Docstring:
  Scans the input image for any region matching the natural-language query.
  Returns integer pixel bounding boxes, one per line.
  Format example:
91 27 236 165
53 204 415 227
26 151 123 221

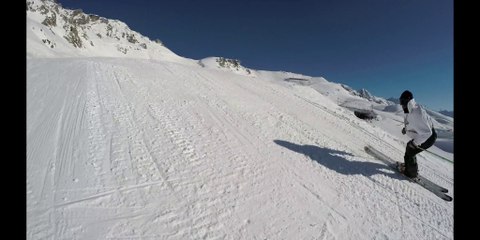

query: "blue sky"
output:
58 0 453 111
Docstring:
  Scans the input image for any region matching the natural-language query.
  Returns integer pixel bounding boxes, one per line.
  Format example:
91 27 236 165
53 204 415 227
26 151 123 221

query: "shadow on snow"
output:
274 139 402 180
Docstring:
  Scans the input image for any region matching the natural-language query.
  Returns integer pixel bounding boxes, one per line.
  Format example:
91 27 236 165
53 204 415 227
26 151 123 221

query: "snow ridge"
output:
198 57 254 76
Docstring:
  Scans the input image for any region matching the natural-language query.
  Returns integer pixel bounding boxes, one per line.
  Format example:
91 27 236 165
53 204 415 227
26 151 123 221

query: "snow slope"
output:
27 57 453 239
27 0 453 239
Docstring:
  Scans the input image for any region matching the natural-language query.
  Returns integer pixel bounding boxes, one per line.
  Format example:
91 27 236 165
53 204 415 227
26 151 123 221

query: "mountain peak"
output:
26 0 185 61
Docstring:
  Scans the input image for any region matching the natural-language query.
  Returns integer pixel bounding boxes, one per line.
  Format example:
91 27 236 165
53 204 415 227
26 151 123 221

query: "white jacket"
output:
404 99 434 145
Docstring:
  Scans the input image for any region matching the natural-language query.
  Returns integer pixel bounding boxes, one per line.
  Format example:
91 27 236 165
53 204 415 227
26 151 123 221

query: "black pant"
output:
403 128 437 178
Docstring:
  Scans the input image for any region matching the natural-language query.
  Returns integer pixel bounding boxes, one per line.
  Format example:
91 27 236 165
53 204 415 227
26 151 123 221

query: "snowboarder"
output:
398 90 437 178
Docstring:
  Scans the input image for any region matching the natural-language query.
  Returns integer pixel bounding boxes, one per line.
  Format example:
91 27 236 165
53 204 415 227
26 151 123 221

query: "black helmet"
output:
399 90 413 106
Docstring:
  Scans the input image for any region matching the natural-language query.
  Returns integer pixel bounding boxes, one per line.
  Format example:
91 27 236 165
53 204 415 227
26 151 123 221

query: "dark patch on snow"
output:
284 78 310 85
354 110 376 120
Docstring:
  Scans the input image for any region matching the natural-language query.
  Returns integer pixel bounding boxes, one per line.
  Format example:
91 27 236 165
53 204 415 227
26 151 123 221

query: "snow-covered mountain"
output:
27 0 453 239
26 0 191 63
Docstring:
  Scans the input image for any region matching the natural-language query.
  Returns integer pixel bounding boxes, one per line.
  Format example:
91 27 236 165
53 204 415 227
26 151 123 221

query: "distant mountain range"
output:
387 98 453 118
439 110 453 118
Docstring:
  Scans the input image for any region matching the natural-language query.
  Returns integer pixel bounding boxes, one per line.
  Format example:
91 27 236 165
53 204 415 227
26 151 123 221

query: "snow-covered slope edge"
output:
198 57 255 76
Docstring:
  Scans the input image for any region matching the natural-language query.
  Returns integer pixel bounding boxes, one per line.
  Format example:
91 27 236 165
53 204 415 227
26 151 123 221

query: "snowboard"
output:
364 145 452 202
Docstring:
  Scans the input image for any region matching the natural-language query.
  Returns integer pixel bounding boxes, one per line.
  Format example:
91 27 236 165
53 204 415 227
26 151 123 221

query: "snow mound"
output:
199 57 255 76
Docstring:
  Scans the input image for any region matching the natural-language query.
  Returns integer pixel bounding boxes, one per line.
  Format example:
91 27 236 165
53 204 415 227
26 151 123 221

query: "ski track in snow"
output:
27 58 453 239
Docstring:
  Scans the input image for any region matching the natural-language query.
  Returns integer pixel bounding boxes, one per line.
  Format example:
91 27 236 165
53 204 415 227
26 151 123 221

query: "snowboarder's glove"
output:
401 127 406 135
407 140 420 149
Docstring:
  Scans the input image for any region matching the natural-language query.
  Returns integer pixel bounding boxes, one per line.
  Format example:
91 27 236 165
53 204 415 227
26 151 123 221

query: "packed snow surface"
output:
27 57 453 239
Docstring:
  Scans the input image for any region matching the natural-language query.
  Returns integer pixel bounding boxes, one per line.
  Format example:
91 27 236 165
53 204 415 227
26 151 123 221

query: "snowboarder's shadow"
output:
274 140 402 180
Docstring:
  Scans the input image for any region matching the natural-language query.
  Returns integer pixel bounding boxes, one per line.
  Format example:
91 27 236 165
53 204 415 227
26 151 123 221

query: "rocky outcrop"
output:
27 0 161 55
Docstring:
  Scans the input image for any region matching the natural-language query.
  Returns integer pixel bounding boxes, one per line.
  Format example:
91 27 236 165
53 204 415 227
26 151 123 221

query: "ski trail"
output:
27 59 91 239
27 57 452 239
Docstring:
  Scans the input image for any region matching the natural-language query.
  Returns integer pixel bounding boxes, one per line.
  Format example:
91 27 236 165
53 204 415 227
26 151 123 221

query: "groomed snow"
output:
27 57 453 239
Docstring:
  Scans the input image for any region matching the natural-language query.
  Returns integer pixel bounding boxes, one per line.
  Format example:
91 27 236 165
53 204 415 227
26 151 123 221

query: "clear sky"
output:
57 0 453 111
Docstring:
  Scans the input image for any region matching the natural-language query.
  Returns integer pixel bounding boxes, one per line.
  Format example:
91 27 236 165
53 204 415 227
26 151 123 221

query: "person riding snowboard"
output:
398 90 437 178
